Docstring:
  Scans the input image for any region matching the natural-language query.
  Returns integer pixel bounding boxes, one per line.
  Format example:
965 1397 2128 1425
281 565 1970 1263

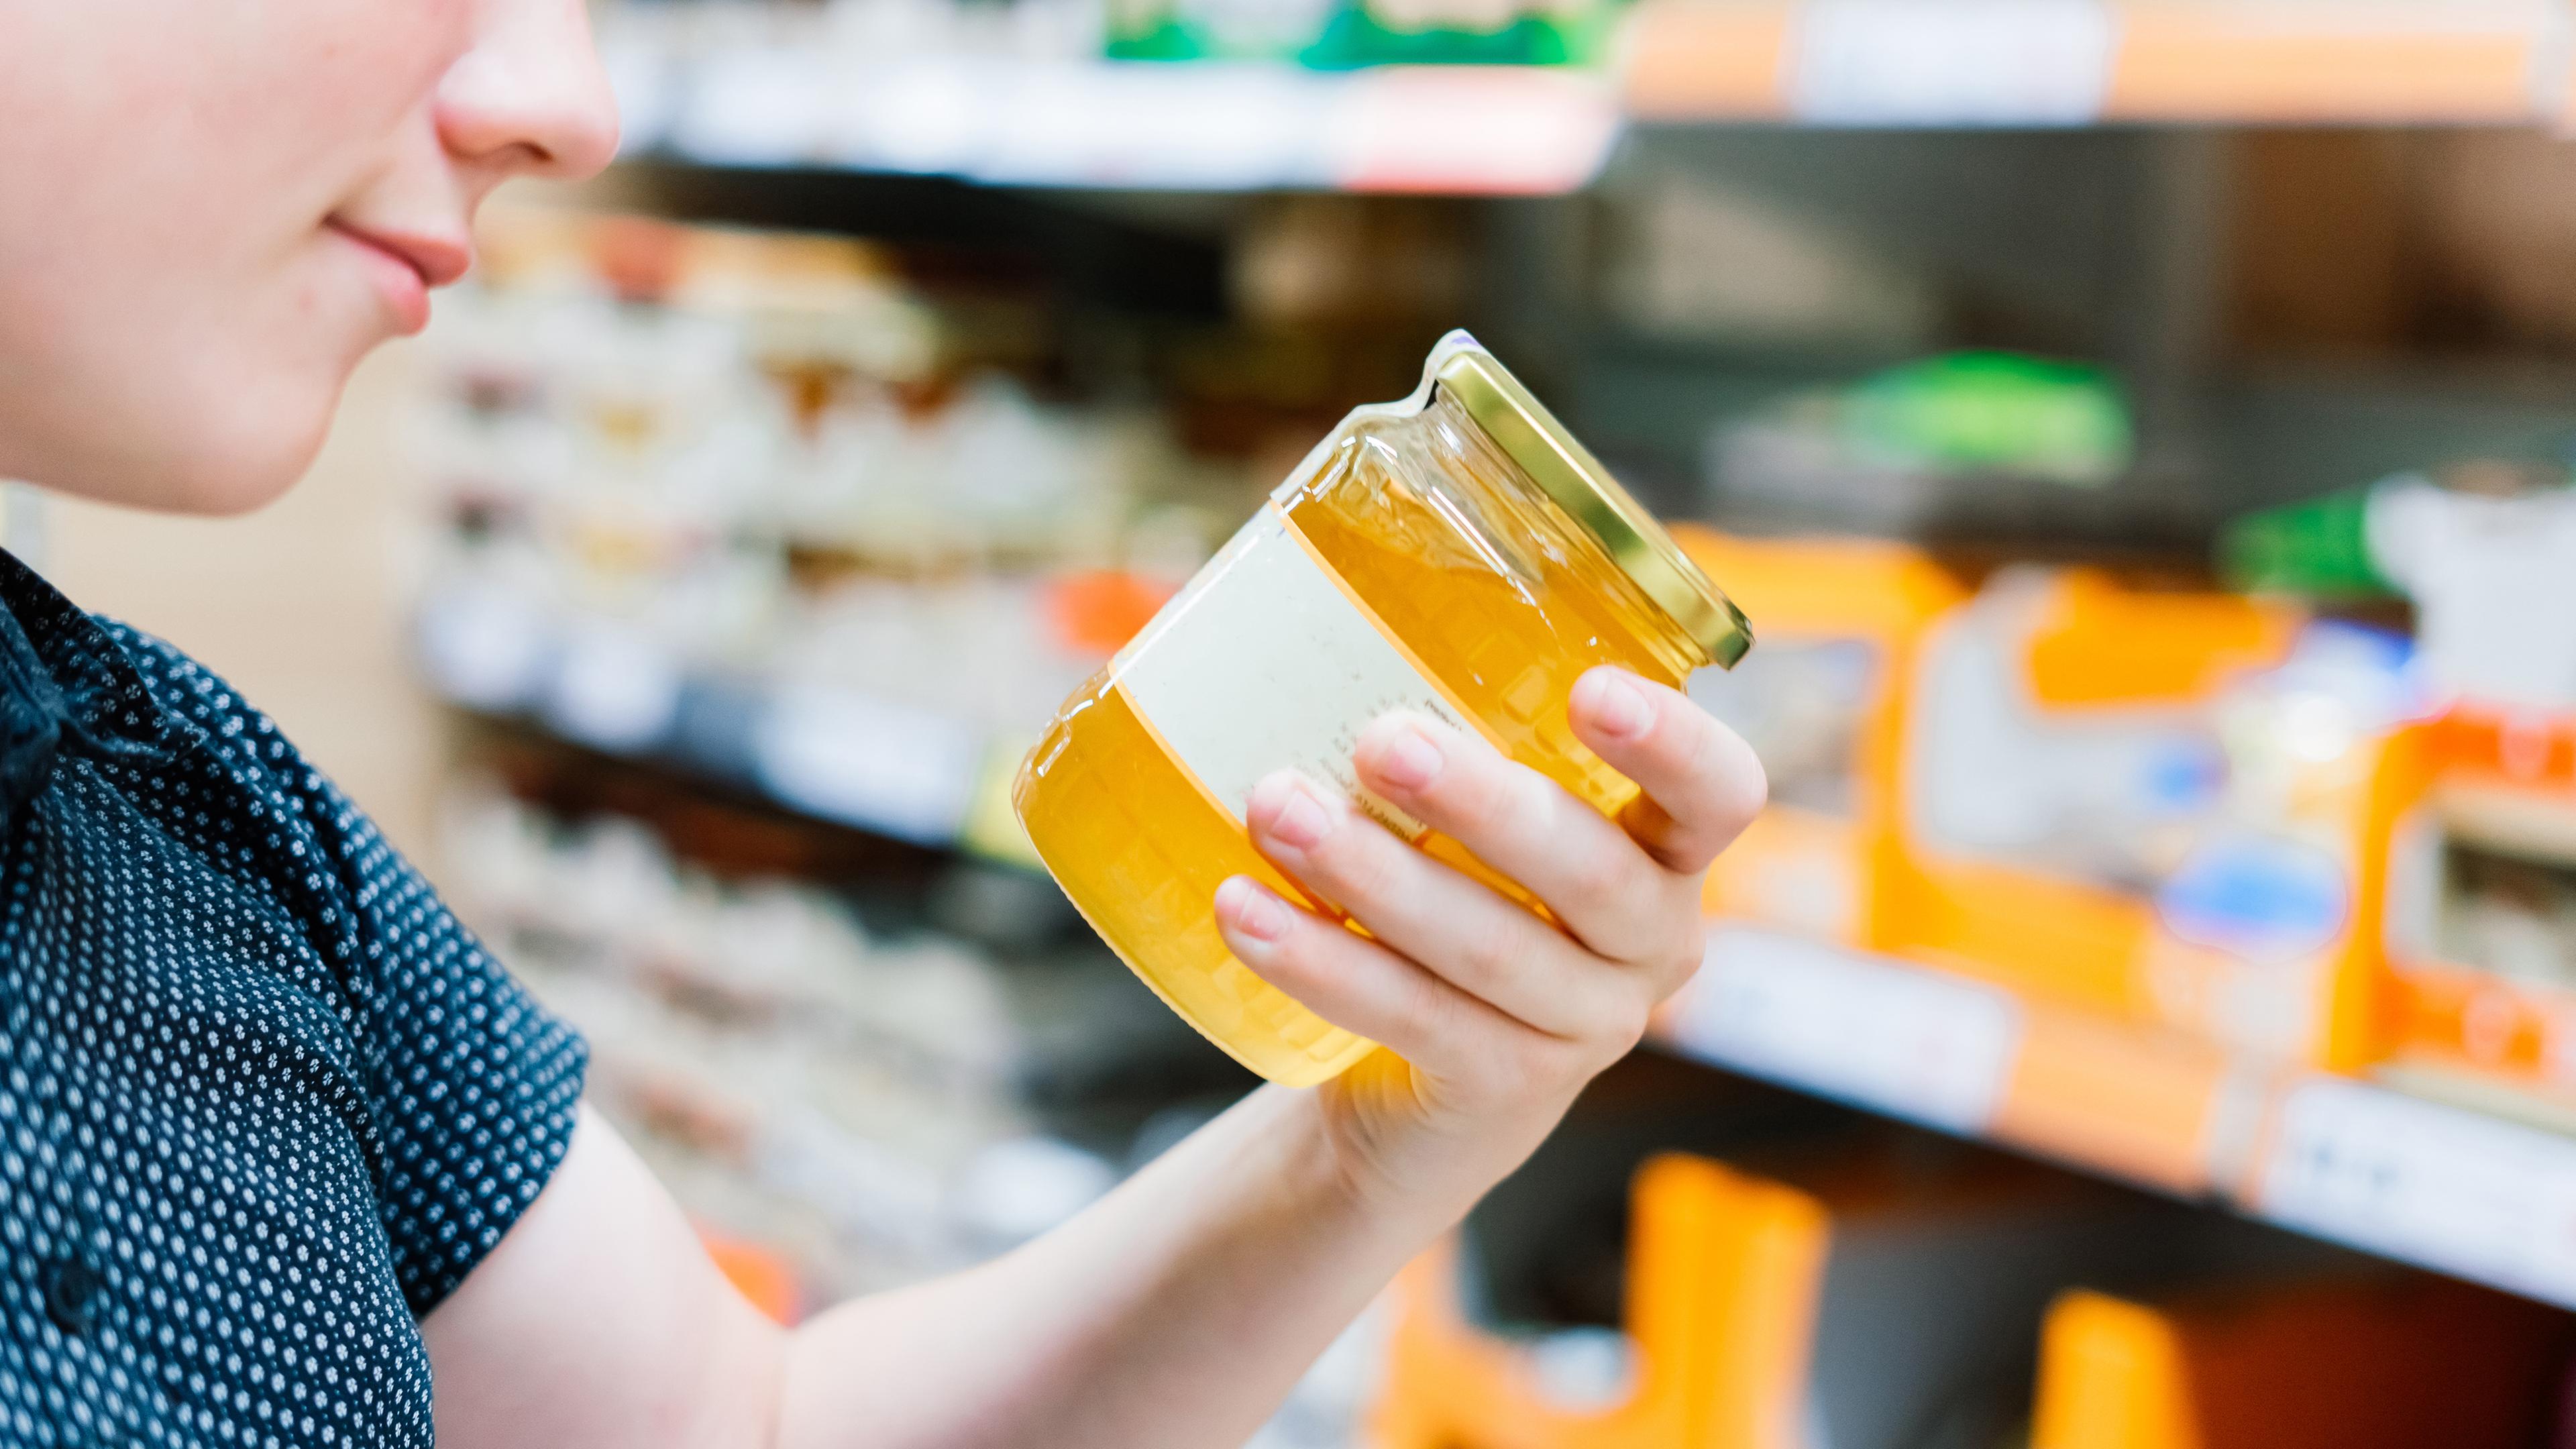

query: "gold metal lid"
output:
1432 336 1754 668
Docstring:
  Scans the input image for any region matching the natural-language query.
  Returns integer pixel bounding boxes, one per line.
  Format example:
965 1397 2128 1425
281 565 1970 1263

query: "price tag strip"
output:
1670 926 2024 1135
1659 925 2576 1311
2255 1078 2576 1309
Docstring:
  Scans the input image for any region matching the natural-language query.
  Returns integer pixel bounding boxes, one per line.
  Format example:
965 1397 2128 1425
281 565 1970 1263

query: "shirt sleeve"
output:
323 784 590 1318
101 624 588 1318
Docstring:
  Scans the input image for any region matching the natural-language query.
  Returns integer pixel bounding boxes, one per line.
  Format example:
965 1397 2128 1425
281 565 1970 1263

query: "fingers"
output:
1212 875 1521 1067
1241 770 1633 1042
1568 667 1767 873
1352 712 1688 965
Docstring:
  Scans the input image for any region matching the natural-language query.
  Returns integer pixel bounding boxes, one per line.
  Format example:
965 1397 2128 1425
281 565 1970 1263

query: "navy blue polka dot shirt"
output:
0 551 586 1447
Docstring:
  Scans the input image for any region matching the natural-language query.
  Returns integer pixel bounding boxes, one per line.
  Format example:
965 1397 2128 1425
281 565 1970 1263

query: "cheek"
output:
226 0 472 209
2 250 370 512
167 239 382 507
0 0 466 506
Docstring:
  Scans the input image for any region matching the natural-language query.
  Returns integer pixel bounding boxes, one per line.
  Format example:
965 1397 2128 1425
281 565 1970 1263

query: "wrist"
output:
1252 1083 1488 1252
1232 1085 1442 1255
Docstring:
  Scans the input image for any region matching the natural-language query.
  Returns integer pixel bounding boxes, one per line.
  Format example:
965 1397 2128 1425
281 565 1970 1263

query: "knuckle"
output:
1601 990 1653 1054
1479 1036 1554 1097
1546 1025 1616 1086
1458 916 1530 987
1560 846 1635 920
1399 963 1461 1046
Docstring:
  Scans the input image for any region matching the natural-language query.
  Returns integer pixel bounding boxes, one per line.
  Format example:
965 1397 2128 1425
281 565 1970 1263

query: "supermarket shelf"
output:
603 1 2576 200
1623 0 2576 126
1659 924 2576 1310
414 586 1042 869
608 46 1624 194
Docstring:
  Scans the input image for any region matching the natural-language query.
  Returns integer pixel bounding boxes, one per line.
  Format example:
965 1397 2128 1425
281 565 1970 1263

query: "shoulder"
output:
94 616 383 843
90 616 433 956
98 619 290 765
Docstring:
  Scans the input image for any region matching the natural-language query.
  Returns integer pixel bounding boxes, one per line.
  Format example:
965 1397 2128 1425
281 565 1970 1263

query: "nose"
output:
435 0 623 183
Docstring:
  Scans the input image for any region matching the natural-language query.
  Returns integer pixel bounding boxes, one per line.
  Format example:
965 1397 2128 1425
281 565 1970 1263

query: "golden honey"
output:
1014 333 1750 1085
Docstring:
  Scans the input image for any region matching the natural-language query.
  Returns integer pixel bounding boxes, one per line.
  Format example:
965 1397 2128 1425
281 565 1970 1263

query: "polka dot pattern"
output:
0 552 586 1447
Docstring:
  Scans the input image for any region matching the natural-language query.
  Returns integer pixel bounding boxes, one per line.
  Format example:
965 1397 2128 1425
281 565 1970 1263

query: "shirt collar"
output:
0 549 183 819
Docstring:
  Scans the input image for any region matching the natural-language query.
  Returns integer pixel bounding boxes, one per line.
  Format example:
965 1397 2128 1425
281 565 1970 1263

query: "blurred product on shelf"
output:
1106 0 1622 64
1295 0 1617 68
2210 460 2576 1108
2225 456 2576 712
1104 0 1343 63
1705 353 2135 536
1678 528 2406 1071
439 779 1084 1292
610 0 1620 70
2377 708 2576 1104
1652 524 2576 1311
2029 1275 2569 1449
408 207 1243 858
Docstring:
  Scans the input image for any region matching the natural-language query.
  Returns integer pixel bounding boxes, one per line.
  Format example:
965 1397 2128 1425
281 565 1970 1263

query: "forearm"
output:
431 678 1758 1449
777 1083 1445 1449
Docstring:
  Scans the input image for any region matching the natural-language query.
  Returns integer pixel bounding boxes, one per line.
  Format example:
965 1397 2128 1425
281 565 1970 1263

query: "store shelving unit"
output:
606 0 2576 202
1660 924 2576 1313
415 584 1042 867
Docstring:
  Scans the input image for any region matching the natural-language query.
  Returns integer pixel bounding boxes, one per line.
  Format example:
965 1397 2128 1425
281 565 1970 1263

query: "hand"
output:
1210 665 1767 1231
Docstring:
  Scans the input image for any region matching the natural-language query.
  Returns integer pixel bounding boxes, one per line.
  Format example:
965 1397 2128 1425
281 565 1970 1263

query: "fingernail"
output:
1367 718 1444 792
1216 876 1291 944
1578 671 1652 739
1250 773 1335 851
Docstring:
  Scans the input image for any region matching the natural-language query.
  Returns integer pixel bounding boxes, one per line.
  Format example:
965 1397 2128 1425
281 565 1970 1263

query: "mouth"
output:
325 219 473 335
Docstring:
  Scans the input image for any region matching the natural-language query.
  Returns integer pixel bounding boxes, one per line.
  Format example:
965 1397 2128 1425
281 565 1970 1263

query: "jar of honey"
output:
1014 332 1752 1085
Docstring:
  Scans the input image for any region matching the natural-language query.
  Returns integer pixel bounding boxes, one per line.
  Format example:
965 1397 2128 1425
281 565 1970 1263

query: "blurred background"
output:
40 0 2576 1444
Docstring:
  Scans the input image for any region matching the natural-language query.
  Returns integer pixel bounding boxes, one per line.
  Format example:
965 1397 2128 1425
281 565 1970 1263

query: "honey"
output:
1014 333 1750 1085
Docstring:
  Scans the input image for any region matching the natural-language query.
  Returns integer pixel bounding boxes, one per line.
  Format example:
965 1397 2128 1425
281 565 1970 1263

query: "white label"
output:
1669 926 2022 1134
1790 0 2116 127
2258 1079 2576 1308
1114 507 1473 835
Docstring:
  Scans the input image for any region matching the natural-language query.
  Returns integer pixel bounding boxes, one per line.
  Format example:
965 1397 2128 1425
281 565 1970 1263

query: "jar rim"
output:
1430 333 1754 668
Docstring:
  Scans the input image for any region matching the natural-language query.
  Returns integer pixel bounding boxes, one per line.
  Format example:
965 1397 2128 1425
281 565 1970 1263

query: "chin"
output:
169 445 326 517
69 363 347 519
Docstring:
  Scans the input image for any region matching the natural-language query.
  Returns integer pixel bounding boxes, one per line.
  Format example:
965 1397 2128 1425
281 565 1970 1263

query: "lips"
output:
327 219 473 335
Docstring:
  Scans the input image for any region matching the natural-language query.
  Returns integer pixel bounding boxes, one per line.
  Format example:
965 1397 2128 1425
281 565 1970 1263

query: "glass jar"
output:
1014 332 1752 1085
